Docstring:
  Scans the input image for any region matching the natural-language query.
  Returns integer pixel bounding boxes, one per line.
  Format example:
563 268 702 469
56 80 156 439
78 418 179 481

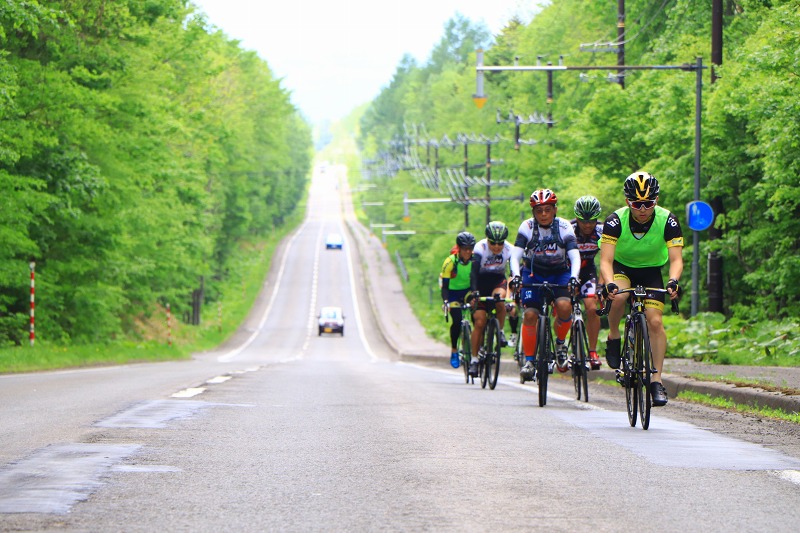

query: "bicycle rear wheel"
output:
537 316 551 407
636 314 653 430
461 321 472 384
623 321 638 427
571 320 589 402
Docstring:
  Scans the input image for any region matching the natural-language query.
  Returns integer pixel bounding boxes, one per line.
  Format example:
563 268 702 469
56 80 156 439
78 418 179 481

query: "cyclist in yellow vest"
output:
599 172 683 407
441 231 476 368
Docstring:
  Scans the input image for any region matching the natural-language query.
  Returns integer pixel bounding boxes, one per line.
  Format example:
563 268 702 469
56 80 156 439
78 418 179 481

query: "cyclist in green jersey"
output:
599 172 683 407
441 231 476 368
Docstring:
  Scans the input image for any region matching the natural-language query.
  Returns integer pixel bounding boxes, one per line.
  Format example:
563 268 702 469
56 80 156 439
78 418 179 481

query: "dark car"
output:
318 306 345 336
325 233 344 250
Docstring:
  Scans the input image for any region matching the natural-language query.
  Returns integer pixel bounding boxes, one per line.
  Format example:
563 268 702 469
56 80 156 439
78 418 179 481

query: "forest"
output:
0 1 312 346
355 0 800 325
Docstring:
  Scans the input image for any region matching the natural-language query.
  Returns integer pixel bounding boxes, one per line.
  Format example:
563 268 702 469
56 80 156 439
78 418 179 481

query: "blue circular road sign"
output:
686 201 715 231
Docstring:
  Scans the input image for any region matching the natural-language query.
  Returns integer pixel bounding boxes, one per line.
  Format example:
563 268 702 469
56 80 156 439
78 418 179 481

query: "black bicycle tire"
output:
537 315 550 407
624 320 638 427
488 319 501 390
572 320 589 402
637 313 652 430
478 320 494 389
461 321 472 384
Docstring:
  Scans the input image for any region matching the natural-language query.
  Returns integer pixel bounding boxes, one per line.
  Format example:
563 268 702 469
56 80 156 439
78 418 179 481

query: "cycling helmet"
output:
574 195 602 220
456 231 476 247
530 188 558 207
623 172 660 201
484 221 509 242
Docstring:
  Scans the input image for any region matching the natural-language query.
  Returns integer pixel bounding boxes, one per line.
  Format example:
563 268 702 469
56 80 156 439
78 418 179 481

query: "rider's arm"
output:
470 253 481 293
667 246 683 287
441 277 450 302
510 246 523 278
567 248 581 279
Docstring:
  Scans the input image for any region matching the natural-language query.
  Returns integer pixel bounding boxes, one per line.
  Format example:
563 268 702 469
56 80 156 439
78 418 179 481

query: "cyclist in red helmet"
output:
509 189 581 382
599 172 684 407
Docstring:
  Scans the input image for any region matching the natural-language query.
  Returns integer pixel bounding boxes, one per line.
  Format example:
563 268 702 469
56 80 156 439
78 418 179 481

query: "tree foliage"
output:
356 1 800 320
0 0 312 344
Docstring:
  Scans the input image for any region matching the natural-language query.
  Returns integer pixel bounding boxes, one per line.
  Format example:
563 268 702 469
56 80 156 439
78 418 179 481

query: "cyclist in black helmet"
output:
599 172 683 407
571 195 605 369
467 221 513 376
441 231 476 369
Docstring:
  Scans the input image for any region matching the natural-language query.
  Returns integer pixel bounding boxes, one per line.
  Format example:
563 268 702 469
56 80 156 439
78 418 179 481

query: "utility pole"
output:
708 0 725 313
618 0 626 88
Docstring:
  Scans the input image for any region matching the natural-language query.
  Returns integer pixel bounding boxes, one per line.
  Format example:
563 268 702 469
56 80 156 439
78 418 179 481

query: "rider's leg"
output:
645 307 667 383
522 307 539 359
583 296 600 351
554 298 572 343
493 288 507 329
449 307 463 352
471 309 487 358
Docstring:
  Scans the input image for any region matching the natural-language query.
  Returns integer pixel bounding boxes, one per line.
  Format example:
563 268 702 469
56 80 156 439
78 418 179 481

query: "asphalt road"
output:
1 166 799 532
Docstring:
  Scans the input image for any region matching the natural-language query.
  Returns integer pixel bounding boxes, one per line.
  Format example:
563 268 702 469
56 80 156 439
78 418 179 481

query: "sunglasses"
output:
488 240 504 246
628 199 656 210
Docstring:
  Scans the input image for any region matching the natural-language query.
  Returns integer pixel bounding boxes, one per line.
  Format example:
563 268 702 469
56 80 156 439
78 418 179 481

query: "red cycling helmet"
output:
529 188 558 208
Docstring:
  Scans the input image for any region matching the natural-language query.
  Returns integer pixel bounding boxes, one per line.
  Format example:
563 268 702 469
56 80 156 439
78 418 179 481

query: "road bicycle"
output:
444 301 476 384
474 295 512 390
567 291 590 403
521 282 569 407
598 286 679 429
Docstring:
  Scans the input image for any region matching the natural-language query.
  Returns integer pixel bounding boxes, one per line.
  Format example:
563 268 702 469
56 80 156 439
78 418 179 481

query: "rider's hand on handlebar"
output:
509 275 521 291
568 277 580 294
666 278 680 300
602 282 619 300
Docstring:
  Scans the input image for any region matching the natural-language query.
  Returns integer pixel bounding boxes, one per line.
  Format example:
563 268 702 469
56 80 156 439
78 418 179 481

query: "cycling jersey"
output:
600 206 683 268
440 253 472 292
571 219 603 272
510 217 580 276
471 239 512 276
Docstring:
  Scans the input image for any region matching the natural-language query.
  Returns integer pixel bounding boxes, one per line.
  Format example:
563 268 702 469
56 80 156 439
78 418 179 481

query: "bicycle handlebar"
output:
596 286 680 316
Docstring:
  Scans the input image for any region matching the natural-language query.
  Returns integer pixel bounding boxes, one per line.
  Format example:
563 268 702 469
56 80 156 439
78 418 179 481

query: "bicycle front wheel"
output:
461 321 472 384
635 314 653 430
488 319 502 390
623 321 638 427
537 316 551 407
571 320 589 402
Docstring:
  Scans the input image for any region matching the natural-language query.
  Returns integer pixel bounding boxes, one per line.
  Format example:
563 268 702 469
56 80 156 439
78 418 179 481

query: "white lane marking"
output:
171 388 206 398
301 225 325 356
343 226 378 362
775 470 800 486
206 376 232 384
218 221 309 362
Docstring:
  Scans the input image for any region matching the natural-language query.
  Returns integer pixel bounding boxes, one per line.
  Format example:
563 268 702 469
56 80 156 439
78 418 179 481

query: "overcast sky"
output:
190 0 541 125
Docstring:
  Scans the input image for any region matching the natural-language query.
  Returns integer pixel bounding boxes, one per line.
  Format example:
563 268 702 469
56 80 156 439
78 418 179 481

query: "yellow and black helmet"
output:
623 172 660 201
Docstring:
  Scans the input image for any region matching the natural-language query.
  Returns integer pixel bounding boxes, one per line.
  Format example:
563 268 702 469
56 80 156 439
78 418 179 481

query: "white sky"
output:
190 0 541 125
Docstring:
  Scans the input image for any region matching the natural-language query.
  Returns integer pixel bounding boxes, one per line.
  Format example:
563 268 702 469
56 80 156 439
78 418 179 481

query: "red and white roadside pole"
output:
29 261 35 347
166 303 172 347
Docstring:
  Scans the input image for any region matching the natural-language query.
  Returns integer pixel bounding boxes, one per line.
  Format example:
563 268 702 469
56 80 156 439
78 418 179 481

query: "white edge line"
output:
218 222 308 362
344 229 378 362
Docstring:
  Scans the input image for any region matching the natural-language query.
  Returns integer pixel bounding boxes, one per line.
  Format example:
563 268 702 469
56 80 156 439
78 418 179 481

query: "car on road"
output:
325 233 344 250
318 306 345 336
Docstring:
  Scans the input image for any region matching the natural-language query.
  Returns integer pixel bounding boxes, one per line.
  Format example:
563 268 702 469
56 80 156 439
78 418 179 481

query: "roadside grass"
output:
686 372 800 396
0 194 308 374
677 390 800 424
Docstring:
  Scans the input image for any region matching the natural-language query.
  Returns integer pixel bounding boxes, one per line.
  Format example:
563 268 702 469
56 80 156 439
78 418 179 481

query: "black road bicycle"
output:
475 295 510 390
598 286 679 429
522 282 569 407
567 291 591 403
444 301 476 384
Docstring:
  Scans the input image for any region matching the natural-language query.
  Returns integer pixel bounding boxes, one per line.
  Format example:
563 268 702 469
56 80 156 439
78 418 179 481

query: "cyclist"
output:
599 172 683 407
468 221 513 376
571 195 605 370
510 189 581 382
441 231 476 369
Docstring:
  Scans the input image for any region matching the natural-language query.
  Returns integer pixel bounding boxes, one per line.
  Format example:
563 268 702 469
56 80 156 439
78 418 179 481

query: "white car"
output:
325 233 344 250
318 307 345 336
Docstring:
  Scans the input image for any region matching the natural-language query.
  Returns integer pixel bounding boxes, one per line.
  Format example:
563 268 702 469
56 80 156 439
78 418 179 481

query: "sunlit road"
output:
1 166 799 531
